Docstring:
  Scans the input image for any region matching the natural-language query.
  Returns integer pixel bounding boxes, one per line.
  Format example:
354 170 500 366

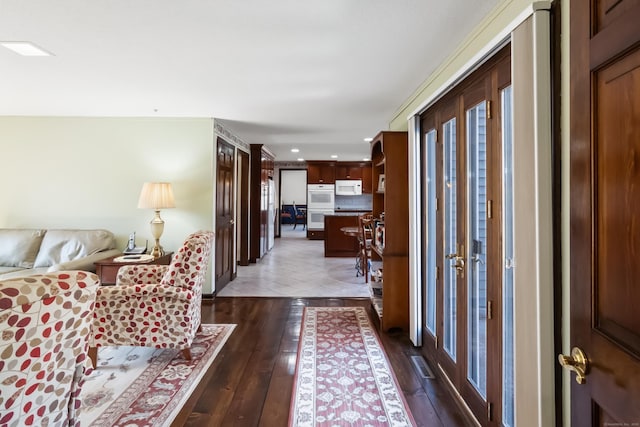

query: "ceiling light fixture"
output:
297 158 304 161
291 148 300 153
330 155 338 159
363 157 370 161
364 137 373 142
0 41 53 56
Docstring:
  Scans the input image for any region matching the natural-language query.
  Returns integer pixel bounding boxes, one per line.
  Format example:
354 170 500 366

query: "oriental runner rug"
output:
289 307 416 426
78 324 235 427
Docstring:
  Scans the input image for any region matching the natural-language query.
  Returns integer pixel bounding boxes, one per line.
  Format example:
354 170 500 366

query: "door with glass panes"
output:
421 48 512 426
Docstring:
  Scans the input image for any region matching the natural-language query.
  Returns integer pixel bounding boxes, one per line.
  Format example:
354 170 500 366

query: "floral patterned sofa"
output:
0 271 100 426
89 230 214 367
0 229 120 281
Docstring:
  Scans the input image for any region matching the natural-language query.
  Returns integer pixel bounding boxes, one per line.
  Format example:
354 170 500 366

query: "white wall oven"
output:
307 209 334 231
307 184 335 209
307 184 335 230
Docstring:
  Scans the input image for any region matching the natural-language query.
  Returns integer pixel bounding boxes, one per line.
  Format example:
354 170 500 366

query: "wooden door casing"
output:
237 149 250 266
570 0 640 424
215 138 235 291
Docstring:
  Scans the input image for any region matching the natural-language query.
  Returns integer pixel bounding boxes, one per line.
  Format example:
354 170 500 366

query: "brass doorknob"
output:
558 347 589 384
446 253 465 271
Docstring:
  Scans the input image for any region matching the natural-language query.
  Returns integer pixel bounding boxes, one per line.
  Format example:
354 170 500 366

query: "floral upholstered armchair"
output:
89 230 214 368
0 271 100 426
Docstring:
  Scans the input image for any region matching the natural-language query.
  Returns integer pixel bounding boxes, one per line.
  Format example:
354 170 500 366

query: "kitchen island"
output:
324 212 369 257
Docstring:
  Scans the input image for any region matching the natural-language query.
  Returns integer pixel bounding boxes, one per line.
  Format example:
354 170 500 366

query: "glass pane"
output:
443 118 457 361
424 129 437 335
466 101 487 398
501 86 515 427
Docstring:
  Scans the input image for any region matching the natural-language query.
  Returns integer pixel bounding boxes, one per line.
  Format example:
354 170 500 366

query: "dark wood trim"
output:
550 2 563 426
249 144 275 263
238 149 250 266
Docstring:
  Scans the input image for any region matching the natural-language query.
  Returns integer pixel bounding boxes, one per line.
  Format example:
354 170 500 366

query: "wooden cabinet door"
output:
569 0 640 424
307 162 335 184
361 164 373 193
335 163 363 180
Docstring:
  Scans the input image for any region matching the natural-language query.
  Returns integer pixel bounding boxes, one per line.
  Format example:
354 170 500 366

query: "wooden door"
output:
568 0 640 424
215 138 235 291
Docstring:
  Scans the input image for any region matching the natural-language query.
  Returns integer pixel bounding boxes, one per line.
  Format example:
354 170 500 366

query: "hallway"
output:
218 224 369 298
182 298 470 426
197 225 472 426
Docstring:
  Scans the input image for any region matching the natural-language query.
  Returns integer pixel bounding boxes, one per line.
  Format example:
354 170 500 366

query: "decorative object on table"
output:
377 174 385 192
112 253 155 263
79 324 235 427
89 230 214 367
374 220 385 250
289 306 416 427
0 271 100 427
137 182 175 258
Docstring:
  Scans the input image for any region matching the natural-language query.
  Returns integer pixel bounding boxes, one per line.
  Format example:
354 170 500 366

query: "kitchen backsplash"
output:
334 194 372 211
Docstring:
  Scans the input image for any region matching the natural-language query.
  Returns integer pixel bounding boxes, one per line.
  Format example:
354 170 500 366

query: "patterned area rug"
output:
78 324 235 426
289 307 416 426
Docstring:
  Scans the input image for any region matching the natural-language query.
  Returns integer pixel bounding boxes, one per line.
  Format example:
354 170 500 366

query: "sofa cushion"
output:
33 229 116 268
0 229 46 268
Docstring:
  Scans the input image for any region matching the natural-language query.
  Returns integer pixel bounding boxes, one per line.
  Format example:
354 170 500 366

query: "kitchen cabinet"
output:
306 229 325 240
335 163 364 180
361 164 373 193
370 131 409 332
307 161 336 184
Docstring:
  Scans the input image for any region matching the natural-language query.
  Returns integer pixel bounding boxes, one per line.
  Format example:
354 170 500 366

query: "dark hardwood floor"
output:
173 297 470 427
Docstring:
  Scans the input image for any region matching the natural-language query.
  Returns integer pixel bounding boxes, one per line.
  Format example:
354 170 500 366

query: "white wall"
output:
0 116 216 291
280 169 307 206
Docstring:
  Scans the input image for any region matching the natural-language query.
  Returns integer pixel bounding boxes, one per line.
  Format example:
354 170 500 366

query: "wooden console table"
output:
94 252 173 285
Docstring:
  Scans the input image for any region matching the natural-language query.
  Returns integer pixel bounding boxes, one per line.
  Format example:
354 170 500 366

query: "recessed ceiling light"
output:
0 41 53 56
291 148 300 153
364 137 373 142
297 158 305 161
363 157 370 161
330 155 338 159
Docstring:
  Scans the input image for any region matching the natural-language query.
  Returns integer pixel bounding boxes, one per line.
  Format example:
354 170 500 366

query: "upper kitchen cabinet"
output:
335 163 364 180
307 161 336 184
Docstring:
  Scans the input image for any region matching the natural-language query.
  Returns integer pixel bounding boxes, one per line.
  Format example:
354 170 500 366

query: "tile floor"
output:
217 224 371 297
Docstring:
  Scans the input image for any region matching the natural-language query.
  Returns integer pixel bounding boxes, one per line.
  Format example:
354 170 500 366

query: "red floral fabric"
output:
0 271 100 426
89 230 214 355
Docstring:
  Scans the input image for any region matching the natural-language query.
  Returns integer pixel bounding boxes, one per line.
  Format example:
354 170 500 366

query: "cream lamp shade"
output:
137 182 175 258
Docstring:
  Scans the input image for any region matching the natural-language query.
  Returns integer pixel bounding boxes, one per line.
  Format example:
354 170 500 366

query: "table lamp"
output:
137 182 175 258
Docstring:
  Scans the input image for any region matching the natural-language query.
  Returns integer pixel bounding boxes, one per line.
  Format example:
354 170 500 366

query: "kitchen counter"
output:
324 214 360 257
334 208 372 213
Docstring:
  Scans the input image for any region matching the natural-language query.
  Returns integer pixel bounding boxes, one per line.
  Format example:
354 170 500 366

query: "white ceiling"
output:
0 0 498 161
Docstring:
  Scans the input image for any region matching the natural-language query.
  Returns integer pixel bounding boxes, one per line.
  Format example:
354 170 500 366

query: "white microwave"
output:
335 179 362 196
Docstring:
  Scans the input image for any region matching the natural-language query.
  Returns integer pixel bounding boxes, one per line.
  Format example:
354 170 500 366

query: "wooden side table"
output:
94 252 174 285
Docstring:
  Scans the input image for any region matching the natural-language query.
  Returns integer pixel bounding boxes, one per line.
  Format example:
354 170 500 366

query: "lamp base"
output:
149 210 166 259
150 242 164 258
